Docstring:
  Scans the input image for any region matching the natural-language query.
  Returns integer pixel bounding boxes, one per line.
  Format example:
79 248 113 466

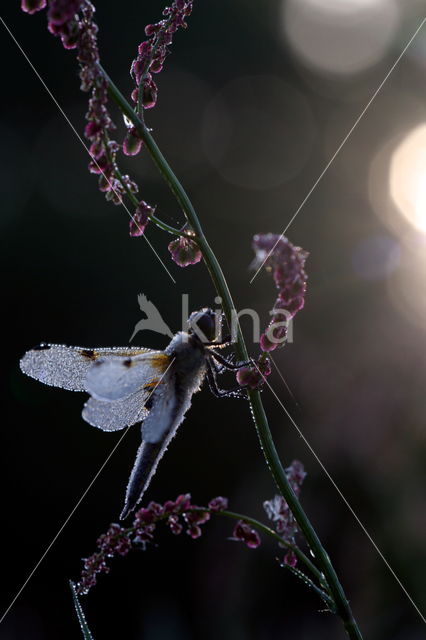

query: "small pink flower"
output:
47 0 82 26
236 357 271 390
183 510 210 526
186 525 202 539
21 0 46 15
283 550 297 568
231 520 261 549
208 496 229 512
174 493 192 510
167 515 183 535
129 201 155 237
123 127 143 156
168 236 202 267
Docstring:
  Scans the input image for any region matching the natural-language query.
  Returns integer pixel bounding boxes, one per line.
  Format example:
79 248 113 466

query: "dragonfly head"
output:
188 308 219 343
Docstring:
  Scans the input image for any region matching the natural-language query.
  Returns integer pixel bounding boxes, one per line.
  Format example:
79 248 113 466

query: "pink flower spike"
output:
252 233 308 353
21 0 46 14
168 236 202 267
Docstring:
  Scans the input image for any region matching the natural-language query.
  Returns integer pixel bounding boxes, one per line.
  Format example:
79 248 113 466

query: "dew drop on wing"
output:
33 343 50 351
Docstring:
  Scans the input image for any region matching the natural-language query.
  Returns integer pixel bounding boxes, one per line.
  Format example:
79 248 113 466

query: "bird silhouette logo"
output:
129 294 173 343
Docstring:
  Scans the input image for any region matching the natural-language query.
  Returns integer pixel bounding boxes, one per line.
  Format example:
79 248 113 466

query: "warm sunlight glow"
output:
390 125 426 234
281 0 399 75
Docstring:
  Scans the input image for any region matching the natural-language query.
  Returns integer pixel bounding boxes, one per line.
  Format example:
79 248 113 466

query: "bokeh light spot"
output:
202 75 315 190
352 234 400 281
281 0 399 76
390 124 426 234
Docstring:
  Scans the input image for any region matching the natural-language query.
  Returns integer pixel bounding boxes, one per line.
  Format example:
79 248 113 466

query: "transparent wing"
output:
82 392 150 431
85 352 171 401
141 380 179 443
20 344 158 392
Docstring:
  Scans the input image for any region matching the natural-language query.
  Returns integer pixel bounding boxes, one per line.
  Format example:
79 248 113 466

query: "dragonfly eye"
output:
188 308 218 342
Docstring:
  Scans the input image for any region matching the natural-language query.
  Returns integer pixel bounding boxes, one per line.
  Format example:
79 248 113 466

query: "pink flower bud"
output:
232 520 261 549
123 127 143 156
208 496 229 512
21 0 46 14
129 201 155 237
168 236 202 267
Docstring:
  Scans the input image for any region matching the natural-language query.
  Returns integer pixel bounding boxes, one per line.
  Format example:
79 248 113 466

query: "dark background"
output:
1 1 426 638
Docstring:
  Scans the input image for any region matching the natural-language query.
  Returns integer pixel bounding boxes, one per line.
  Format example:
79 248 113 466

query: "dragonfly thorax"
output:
165 331 207 379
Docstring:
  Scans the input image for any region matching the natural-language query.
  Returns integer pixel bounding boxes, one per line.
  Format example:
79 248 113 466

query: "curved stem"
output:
102 66 363 640
102 132 182 236
114 165 182 236
195 508 324 585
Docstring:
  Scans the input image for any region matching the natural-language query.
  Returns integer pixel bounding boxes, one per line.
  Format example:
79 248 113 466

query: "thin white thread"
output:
269 353 299 408
0 15 176 283
250 18 426 284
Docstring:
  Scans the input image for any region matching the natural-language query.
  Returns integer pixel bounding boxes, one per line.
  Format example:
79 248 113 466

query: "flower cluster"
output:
129 0 193 115
76 494 228 595
253 234 308 352
21 1 138 208
263 460 306 567
75 3 139 208
236 234 308 391
22 1 81 49
21 0 194 241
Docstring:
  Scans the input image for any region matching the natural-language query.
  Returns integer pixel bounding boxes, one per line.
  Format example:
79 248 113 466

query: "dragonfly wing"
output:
141 377 179 443
85 353 171 401
20 344 156 392
82 391 149 431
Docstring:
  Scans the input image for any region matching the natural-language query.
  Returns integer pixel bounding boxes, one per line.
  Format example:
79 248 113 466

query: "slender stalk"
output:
102 67 363 640
114 164 182 236
195 508 325 586
102 132 182 236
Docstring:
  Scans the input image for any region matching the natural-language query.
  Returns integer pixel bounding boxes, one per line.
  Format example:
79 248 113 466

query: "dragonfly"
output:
20 308 248 519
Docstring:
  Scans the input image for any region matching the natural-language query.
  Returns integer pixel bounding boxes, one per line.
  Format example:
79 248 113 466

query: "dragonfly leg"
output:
206 361 246 399
209 349 252 371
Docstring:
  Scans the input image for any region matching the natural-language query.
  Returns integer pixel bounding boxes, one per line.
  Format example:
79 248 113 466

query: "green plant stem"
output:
196 508 325 587
102 66 363 640
114 165 182 236
102 132 182 236
70 582 94 639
